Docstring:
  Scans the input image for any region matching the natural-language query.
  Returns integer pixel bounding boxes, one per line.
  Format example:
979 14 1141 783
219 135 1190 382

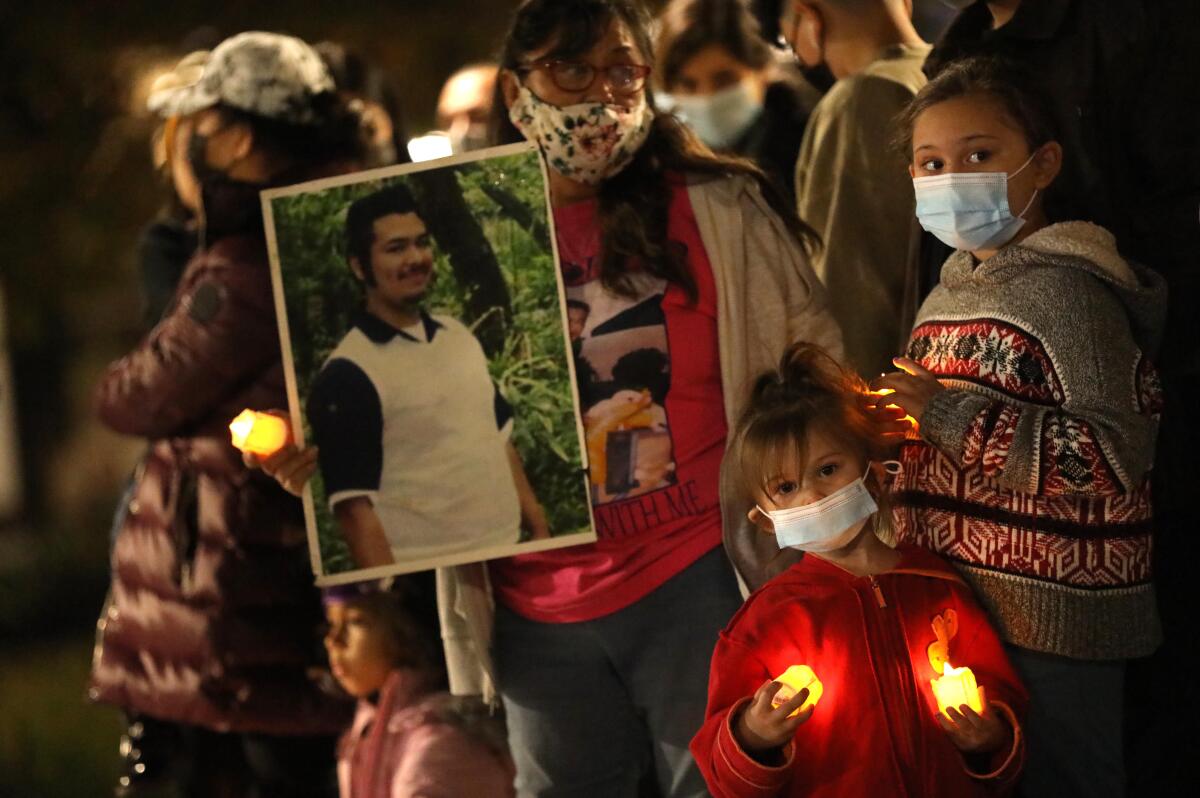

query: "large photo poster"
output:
262 142 594 584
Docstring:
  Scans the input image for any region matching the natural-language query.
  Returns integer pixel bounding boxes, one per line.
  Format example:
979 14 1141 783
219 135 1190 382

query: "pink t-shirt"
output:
490 180 727 622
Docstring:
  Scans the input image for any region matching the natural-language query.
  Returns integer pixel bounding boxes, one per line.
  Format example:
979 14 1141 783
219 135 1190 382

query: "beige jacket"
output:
436 174 844 702
795 43 930 376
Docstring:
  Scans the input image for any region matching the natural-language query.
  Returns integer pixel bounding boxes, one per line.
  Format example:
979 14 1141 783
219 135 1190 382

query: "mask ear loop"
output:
1007 148 1040 180
1008 148 1042 219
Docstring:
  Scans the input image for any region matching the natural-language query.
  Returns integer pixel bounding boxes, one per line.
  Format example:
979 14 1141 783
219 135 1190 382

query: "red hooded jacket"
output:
691 543 1026 797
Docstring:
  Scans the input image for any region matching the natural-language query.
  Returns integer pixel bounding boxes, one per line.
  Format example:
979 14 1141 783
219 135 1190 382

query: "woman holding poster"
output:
476 1 842 793
257 1 842 793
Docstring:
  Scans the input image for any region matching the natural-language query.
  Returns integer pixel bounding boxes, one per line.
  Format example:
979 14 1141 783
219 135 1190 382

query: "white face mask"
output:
666 81 763 150
757 463 895 553
507 84 654 185
912 151 1039 252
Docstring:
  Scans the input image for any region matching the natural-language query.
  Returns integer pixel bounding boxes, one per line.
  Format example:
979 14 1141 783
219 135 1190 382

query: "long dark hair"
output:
490 0 818 301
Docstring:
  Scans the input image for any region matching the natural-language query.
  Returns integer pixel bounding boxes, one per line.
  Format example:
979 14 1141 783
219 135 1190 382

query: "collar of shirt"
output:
874 42 934 63
354 309 444 344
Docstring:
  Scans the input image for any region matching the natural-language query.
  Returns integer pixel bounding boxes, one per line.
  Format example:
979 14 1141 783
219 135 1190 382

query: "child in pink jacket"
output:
323 579 515 798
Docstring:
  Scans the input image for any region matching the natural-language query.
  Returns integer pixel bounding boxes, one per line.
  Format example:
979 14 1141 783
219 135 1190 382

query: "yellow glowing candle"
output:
868 388 919 429
771 665 823 717
229 410 289 456
930 662 983 717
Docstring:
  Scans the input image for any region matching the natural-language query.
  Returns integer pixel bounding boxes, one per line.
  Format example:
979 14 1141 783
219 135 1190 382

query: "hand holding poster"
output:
262 142 593 584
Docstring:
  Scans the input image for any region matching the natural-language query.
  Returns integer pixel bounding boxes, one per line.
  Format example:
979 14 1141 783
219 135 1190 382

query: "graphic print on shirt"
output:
562 253 679 507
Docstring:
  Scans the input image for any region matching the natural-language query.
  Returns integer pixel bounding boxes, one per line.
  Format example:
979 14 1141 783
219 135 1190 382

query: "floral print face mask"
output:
508 84 654 185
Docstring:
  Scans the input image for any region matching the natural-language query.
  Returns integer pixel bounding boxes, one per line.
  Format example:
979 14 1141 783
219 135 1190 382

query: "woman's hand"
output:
244 442 318 497
871 357 945 425
936 686 1009 754
733 679 815 755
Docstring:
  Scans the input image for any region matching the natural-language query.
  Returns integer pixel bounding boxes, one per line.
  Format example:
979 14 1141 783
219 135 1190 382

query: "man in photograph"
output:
307 183 548 568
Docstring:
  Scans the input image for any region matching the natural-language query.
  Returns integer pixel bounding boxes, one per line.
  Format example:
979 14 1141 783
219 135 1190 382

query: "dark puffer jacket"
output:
89 195 350 736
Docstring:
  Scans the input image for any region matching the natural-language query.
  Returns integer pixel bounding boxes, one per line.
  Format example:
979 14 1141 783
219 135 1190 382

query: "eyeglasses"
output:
519 59 651 94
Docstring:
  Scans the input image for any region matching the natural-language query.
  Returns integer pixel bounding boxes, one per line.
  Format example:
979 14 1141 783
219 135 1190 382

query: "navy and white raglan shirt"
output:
307 310 520 562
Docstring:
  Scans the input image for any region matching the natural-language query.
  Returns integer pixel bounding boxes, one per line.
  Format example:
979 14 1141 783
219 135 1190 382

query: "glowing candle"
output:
868 388 918 429
229 410 289 456
771 665 823 717
930 662 983 718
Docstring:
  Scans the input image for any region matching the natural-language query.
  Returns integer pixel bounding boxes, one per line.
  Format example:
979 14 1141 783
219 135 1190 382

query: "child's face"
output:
751 429 867 518
909 93 1059 226
324 601 398 699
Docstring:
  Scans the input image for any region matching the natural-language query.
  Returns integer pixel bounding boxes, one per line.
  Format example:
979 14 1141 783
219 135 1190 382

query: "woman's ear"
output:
747 505 775 533
219 121 255 164
1032 140 1063 189
499 69 522 112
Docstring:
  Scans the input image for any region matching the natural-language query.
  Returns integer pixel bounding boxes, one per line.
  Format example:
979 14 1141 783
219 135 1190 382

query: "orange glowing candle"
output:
229 410 289 456
930 662 983 718
771 665 823 717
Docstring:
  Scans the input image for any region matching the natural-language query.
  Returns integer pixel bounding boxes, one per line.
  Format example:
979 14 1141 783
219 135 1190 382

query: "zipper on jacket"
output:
862 574 923 795
868 575 887 608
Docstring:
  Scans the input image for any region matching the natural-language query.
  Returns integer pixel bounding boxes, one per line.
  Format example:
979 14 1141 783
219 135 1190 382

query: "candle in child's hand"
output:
930 662 983 718
771 665 823 717
229 410 289 456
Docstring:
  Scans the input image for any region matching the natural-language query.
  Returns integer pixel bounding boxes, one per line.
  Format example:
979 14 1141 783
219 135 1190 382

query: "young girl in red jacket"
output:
690 343 1027 797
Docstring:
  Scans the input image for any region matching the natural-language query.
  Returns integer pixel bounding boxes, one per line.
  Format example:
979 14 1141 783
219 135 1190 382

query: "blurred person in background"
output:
780 0 930 377
655 0 821 203
317 40 411 168
436 63 498 153
323 578 516 798
90 31 364 798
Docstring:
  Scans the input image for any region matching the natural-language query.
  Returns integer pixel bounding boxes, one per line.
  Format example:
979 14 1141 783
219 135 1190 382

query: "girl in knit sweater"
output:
875 56 1166 798
691 343 1027 797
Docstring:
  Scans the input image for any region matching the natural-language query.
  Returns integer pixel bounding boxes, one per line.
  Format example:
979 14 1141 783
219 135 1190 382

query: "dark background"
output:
0 2 956 795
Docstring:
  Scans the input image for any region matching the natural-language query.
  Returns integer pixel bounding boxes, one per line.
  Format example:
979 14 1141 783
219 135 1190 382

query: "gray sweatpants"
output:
493 546 743 798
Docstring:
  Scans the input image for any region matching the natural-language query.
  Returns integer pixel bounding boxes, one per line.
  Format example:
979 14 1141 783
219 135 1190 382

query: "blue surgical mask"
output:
667 82 763 150
912 152 1039 252
758 464 885 553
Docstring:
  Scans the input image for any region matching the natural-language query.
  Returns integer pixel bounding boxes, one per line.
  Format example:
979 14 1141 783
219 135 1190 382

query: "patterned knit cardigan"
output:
894 221 1166 660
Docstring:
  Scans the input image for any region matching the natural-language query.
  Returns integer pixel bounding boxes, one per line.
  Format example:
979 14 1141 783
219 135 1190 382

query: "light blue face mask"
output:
666 82 763 150
757 463 897 552
912 152 1039 252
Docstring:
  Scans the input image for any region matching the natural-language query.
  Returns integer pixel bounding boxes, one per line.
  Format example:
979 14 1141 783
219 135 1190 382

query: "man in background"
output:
436 64 497 153
781 0 930 376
